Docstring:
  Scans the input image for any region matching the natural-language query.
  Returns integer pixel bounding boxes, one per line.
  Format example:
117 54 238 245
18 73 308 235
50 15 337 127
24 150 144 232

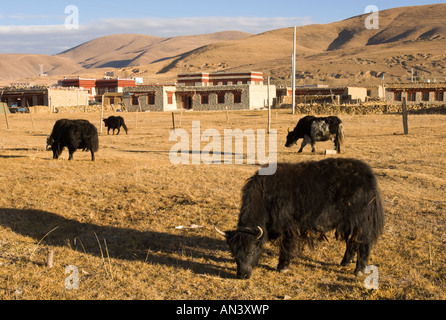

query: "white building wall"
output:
347 87 368 102
248 84 276 110
163 86 178 111
47 88 89 109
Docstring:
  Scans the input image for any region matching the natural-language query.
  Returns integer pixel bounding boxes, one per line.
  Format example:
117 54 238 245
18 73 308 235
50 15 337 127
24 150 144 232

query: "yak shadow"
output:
0 155 27 159
257 247 350 275
121 149 246 158
0 208 235 278
2 147 39 152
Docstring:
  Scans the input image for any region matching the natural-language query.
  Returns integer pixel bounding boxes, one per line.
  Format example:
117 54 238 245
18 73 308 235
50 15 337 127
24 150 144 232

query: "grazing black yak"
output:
46 119 99 161
103 116 128 135
216 158 384 279
285 115 345 153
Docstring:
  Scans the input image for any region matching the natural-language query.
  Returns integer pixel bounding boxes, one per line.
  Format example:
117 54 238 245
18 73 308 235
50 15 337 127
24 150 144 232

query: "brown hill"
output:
57 31 253 69
0 54 82 82
152 4 446 86
0 31 252 83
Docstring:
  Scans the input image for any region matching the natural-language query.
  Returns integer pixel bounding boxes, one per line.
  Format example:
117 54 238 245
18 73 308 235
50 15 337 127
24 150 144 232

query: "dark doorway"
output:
182 95 193 109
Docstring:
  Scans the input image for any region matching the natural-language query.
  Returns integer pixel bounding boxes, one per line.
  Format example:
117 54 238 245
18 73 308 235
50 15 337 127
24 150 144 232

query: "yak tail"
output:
122 120 129 134
91 127 99 152
368 191 385 244
336 123 345 153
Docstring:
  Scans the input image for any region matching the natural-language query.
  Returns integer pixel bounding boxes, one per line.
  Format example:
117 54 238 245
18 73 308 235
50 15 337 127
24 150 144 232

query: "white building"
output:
122 71 276 112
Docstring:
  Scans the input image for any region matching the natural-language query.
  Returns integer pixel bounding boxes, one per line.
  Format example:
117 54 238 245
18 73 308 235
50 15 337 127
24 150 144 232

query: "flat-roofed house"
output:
386 83 446 104
122 71 276 112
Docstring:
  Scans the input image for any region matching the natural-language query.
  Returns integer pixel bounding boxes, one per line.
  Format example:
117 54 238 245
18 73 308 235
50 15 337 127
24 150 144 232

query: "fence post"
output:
100 95 104 134
402 97 409 135
2 91 10 130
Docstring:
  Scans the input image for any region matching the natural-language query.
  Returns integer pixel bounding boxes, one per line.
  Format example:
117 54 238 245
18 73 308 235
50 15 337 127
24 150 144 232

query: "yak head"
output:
285 128 298 148
46 136 54 151
215 226 264 279
46 136 62 158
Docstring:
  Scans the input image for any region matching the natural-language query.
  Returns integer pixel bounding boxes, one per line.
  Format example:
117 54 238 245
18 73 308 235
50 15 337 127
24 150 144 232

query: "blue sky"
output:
0 0 444 54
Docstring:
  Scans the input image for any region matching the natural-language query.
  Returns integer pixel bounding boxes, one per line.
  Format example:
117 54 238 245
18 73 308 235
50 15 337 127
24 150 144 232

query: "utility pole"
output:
292 26 296 115
267 76 271 134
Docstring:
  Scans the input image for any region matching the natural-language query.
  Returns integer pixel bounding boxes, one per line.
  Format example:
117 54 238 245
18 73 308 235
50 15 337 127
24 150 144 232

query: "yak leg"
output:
341 227 371 277
341 227 360 267
298 135 311 153
278 232 296 273
355 240 371 277
310 138 316 153
116 127 120 135
334 135 341 153
68 148 76 160
52 144 62 159
90 150 95 161
298 140 306 153
341 239 357 267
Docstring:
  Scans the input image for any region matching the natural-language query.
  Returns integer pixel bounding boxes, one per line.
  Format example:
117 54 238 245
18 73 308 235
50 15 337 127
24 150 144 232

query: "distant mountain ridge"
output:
1 4 445 86
155 3 446 86
56 31 253 69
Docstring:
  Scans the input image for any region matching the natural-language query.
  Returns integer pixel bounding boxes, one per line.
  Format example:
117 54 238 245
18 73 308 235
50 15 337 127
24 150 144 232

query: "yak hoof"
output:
340 260 352 267
354 269 364 277
278 265 290 274
279 268 289 274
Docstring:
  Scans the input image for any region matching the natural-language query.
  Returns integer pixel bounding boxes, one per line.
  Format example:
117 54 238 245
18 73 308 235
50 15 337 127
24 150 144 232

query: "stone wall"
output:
122 86 171 112
279 102 446 115
189 86 250 111
386 91 446 104
47 88 89 109
28 104 116 114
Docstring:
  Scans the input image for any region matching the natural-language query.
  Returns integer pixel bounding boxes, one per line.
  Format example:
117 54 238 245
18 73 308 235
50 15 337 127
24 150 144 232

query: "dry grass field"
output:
0 109 445 300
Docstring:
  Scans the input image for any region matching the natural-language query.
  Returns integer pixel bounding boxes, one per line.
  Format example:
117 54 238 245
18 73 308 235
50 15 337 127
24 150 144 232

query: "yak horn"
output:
235 226 264 240
256 226 264 240
214 226 227 238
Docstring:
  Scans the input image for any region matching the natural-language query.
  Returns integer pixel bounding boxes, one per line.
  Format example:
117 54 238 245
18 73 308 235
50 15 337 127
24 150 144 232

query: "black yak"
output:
285 115 345 153
103 116 128 135
215 158 384 279
46 119 99 161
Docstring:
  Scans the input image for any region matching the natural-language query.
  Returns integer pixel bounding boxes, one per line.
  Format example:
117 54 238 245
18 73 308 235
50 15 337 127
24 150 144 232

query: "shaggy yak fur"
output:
285 115 345 153
46 119 99 161
103 116 128 135
217 158 384 279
